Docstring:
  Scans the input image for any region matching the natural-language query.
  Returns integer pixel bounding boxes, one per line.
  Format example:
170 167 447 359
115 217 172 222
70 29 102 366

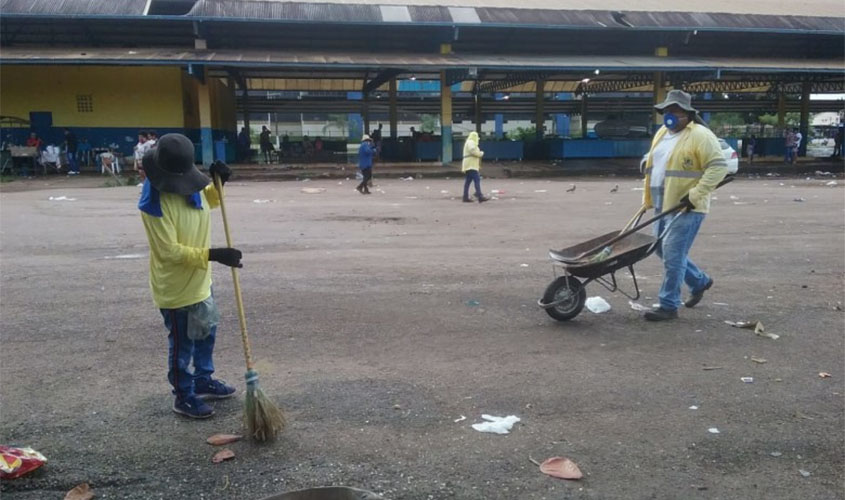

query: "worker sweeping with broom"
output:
138 134 285 440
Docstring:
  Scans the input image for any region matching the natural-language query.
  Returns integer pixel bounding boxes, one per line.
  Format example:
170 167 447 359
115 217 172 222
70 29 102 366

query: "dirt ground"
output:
1 174 843 499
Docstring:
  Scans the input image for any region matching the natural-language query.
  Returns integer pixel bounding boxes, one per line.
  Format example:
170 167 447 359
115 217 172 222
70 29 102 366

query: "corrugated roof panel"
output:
408 6 452 22
0 0 148 16
380 5 411 22
188 0 381 22
447 7 480 23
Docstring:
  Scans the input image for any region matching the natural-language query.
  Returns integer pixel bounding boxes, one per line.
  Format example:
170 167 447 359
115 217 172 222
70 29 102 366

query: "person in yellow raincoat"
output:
461 131 489 203
640 90 728 321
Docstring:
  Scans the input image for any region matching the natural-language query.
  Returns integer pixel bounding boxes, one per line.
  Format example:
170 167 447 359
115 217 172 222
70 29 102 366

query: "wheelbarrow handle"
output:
564 175 735 262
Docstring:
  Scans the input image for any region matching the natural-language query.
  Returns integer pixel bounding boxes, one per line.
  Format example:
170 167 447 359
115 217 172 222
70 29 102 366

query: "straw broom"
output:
213 175 286 441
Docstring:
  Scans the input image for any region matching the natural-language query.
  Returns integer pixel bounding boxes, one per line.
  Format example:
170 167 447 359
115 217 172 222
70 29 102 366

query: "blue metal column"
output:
494 93 504 139
440 69 453 165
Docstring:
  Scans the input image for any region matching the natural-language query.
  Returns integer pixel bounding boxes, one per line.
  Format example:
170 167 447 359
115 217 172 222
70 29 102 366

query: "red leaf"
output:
206 434 243 446
212 449 235 464
64 483 94 500
539 457 583 480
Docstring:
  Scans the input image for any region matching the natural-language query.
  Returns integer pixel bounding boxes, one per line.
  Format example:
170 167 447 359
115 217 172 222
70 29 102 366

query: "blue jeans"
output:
651 187 710 311
67 151 79 173
161 307 216 400
463 170 481 199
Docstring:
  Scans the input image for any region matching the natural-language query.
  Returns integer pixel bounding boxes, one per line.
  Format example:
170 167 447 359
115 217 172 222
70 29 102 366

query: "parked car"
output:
640 138 739 175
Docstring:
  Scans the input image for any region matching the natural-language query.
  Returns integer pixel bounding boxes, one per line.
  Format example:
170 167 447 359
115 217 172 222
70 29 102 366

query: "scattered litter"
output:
729 195 740 200
300 187 326 194
520 263 529 267
538 457 583 480
400 176 414 181
206 434 243 446
440 190 449 194
819 372 831 379
534 189 548 193
64 483 94 500
404 196 418 199
708 428 720 434
48 196 77 201
392 404 402 410
629 301 651 312
702 366 723 371
253 199 273 204
465 300 480 307
733 201 750 205
585 296 611 314
454 415 466 423
104 253 145 260
609 184 619 193
825 181 838 186
689 405 699 410
631 187 644 191
604 201 613 205
212 449 235 464
713 302 729 306
337 181 343 185
0 446 47 479
815 170 833 177
471 414 521 434
491 189 504 195
751 357 767 364
799 469 811 478
741 377 754 383
770 452 782 457
793 198 805 202
566 184 576 192
300 178 311 182
725 320 779 339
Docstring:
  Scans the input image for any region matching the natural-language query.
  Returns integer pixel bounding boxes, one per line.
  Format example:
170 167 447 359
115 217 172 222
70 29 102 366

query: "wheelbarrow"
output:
538 177 733 321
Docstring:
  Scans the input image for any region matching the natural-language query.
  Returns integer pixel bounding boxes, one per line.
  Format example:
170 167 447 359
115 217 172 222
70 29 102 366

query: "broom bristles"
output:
244 371 286 442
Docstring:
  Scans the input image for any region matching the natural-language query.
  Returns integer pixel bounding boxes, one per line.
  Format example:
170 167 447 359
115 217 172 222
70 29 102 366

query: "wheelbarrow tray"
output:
550 231 657 280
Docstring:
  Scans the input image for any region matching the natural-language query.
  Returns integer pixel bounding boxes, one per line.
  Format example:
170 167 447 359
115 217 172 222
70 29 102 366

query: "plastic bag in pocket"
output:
187 295 220 340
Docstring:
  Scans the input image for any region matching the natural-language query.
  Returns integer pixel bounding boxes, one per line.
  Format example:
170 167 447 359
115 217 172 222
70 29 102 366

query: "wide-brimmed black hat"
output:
143 133 209 195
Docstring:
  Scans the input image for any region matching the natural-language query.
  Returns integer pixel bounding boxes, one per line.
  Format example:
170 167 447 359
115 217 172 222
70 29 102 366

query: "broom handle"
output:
213 175 254 372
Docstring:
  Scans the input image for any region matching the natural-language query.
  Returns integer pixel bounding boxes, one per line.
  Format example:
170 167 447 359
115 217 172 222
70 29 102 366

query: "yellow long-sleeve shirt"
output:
141 185 220 309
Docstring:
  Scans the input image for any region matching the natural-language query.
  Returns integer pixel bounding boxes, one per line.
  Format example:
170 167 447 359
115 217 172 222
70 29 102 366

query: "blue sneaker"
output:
172 396 214 419
195 378 236 401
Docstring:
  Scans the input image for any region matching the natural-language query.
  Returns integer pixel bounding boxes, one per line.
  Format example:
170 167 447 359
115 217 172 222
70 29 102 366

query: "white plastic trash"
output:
471 414 521 434
585 296 611 314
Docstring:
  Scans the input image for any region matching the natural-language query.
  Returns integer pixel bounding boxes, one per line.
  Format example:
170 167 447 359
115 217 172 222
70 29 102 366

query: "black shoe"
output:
644 307 678 321
685 278 714 308
462 197 473 203
477 196 490 203
356 185 364 194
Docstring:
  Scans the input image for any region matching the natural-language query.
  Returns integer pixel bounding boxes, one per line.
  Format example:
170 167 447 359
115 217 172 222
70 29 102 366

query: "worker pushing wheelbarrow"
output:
538 176 733 321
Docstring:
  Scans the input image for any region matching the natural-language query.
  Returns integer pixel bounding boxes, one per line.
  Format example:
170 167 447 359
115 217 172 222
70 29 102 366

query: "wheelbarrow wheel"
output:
542 276 586 321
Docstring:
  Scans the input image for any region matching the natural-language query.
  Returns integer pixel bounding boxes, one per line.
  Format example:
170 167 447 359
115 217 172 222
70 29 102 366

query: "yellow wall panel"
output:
0 65 184 128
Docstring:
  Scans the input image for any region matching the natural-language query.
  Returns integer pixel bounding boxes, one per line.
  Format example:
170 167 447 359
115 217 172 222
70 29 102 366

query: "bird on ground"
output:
610 184 619 193
566 184 576 193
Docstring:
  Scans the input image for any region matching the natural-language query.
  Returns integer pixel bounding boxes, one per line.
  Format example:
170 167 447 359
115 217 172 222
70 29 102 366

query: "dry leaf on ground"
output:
539 457 583 480
206 434 243 446
212 449 235 464
64 483 94 500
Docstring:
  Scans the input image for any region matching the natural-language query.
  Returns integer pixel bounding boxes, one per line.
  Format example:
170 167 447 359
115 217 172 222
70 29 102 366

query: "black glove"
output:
208 247 242 268
209 160 232 185
679 193 695 211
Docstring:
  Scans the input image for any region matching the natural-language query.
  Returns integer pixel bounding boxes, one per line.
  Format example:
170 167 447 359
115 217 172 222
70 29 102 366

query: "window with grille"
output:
76 95 93 113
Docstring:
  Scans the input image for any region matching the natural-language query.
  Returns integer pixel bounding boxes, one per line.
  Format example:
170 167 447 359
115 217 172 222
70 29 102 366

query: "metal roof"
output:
185 1 844 32
1 47 842 74
0 0 149 16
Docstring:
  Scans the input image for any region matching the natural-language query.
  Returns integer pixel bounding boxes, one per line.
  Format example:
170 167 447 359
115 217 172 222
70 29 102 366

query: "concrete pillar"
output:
652 47 668 133
197 68 214 166
362 93 370 137
580 94 588 138
389 78 398 140
240 78 250 135
777 92 786 128
475 92 482 134
440 70 453 165
535 79 545 139
495 114 504 139
799 81 811 157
